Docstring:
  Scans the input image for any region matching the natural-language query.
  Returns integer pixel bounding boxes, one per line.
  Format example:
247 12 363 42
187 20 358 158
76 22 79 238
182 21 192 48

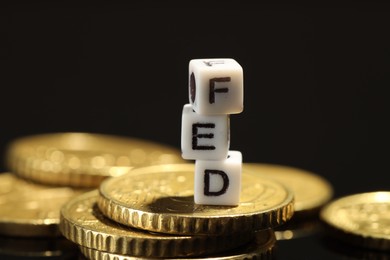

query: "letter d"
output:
204 169 229 196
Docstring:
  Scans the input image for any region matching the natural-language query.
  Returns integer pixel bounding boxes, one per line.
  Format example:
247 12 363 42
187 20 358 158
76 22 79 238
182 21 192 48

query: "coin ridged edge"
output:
98 190 294 235
59 191 255 257
320 192 390 251
79 245 274 260
8 152 108 188
78 230 276 260
243 163 334 218
320 219 390 251
5 133 183 188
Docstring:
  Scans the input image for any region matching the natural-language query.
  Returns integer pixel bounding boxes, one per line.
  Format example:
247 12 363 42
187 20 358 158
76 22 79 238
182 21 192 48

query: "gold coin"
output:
323 232 390 259
78 229 276 260
0 236 78 258
6 132 184 188
320 191 390 250
244 163 333 218
0 173 87 237
98 164 294 235
60 190 254 258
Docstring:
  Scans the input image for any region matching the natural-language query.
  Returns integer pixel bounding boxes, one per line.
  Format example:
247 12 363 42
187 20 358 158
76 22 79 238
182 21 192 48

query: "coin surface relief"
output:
98 164 294 235
60 190 254 258
6 132 184 187
243 163 333 218
320 191 390 250
0 173 87 237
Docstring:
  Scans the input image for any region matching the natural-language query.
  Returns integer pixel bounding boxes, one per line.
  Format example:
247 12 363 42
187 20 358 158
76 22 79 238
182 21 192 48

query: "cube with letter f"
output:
189 58 243 115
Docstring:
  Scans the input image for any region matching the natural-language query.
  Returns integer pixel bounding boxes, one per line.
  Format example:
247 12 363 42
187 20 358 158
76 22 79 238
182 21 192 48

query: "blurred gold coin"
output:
0 235 78 259
320 191 390 250
60 190 254 258
6 132 184 188
78 229 276 260
98 164 294 236
0 173 87 237
244 163 333 218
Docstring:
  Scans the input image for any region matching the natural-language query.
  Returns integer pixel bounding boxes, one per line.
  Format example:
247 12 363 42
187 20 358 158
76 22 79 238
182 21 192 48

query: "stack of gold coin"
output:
60 163 295 259
320 191 390 251
1 132 185 258
243 163 334 240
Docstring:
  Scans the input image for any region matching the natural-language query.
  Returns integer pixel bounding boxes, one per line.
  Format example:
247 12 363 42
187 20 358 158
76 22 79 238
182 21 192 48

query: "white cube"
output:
189 58 244 115
194 151 242 206
181 104 229 160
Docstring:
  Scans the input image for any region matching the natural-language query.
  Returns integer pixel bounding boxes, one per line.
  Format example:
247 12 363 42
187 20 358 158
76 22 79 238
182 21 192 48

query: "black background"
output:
1 2 389 259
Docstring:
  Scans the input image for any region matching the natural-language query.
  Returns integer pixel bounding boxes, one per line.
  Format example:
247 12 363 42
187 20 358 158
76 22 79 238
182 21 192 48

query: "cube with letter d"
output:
194 151 242 206
181 104 230 160
189 58 243 115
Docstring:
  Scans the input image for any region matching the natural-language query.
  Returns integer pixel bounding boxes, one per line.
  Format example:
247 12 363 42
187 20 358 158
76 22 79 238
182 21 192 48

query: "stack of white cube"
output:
181 58 244 206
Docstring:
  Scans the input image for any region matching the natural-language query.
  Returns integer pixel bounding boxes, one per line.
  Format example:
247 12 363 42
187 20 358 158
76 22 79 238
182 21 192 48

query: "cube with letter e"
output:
181 104 230 160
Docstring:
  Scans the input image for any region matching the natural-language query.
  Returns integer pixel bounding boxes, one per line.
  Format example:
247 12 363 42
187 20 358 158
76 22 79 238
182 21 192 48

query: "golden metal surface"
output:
320 191 390 250
78 229 276 260
0 235 78 258
244 163 333 218
6 132 184 188
0 173 87 237
98 164 294 235
60 190 254 258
